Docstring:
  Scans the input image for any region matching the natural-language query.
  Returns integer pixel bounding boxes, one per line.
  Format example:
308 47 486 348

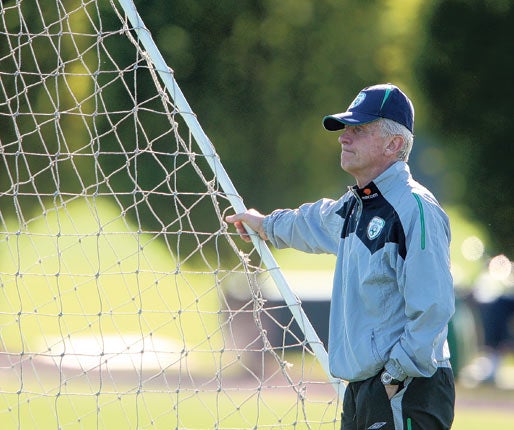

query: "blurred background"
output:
141 0 514 266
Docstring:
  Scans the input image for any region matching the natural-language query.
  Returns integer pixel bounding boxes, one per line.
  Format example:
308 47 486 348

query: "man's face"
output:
337 121 391 184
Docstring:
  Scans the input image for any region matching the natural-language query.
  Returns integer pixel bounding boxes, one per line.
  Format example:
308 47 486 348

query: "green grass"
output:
453 409 514 430
1 379 513 429
0 198 223 358
452 383 514 430
0 377 342 429
0 199 342 428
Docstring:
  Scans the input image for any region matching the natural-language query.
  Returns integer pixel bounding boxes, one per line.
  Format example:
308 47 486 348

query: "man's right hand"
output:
225 209 268 243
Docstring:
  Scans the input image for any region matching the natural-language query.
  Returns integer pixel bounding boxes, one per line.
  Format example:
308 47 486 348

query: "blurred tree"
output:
141 0 423 210
415 0 514 258
12 0 496 260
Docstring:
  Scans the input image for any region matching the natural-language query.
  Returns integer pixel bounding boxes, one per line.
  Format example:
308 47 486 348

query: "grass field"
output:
1 345 513 429
0 390 340 429
453 382 514 429
1 378 513 429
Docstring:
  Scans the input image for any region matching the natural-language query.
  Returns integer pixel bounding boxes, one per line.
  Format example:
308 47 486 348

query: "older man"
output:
226 84 455 430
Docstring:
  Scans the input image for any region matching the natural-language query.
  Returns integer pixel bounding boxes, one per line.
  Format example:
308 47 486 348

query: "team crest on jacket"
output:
367 216 385 240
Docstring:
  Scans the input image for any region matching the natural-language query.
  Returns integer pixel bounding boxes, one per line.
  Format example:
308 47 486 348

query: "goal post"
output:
0 0 344 428
116 0 343 397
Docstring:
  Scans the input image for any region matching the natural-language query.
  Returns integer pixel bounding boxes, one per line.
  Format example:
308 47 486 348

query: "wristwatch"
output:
380 370 401 386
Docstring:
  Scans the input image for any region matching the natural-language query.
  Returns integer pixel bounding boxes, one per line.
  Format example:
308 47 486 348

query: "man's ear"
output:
384 135 404 157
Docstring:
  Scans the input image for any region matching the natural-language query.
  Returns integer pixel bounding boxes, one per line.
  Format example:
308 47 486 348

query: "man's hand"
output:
225 209 268 243
384 384 399 400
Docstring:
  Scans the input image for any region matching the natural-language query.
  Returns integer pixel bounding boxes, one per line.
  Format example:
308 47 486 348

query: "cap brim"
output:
322 112 380 131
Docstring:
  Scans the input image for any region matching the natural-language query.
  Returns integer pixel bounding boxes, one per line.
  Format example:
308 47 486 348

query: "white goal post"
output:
0 0 343 428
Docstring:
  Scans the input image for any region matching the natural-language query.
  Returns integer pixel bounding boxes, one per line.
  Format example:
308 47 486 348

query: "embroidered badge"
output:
349 92 366 109
367 216 385 240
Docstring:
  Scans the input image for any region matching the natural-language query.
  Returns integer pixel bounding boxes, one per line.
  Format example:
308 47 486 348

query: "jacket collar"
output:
350 161 411 199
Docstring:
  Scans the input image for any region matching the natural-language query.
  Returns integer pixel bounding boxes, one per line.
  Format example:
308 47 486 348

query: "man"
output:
226 84 455 430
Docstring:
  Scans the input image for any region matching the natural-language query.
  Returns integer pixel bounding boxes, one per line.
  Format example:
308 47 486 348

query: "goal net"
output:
0 0 343 428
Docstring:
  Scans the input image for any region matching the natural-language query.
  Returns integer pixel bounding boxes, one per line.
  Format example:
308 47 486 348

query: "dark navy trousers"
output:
341 368 455 430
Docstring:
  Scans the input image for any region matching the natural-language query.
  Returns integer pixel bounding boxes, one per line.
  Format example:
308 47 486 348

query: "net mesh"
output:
0 0 340 428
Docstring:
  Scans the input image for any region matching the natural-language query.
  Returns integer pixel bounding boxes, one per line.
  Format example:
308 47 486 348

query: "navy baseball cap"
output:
322 84 414 133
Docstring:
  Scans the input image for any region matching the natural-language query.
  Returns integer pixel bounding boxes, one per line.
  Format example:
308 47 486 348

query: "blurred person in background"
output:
460 262 514 388
226 84 455 429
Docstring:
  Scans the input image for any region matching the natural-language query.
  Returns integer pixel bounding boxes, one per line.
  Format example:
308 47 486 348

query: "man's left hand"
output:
384 384 399 399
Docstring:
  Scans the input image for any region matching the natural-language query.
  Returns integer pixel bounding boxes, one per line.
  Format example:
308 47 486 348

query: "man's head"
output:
324 84 414 163
323 84 415 186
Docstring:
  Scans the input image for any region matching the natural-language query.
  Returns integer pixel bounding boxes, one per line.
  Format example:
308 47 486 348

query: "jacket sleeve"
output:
385 193 455 380
262 197 343 255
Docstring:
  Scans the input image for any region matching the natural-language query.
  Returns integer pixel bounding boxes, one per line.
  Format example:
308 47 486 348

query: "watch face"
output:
381 372 392 384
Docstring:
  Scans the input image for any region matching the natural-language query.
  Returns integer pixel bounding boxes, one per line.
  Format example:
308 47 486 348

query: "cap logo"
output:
349 92 366 109
367 216 385 240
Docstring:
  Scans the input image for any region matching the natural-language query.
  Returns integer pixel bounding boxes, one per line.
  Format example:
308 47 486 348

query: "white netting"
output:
0 0 341 428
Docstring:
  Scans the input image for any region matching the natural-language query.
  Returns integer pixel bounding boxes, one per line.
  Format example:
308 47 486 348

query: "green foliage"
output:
415 0 514 258
2 0 510 259
140 0 423 210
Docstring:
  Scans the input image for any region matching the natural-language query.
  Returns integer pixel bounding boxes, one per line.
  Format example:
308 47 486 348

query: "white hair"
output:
377 118 414 162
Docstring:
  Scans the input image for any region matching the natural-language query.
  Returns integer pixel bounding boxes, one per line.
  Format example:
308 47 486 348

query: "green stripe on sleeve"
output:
413 193 426 250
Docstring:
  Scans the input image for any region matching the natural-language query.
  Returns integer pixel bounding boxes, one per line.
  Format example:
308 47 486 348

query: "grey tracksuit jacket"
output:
262 161 454 382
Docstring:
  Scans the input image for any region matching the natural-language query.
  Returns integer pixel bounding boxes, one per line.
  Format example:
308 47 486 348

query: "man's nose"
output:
338 132 349 145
